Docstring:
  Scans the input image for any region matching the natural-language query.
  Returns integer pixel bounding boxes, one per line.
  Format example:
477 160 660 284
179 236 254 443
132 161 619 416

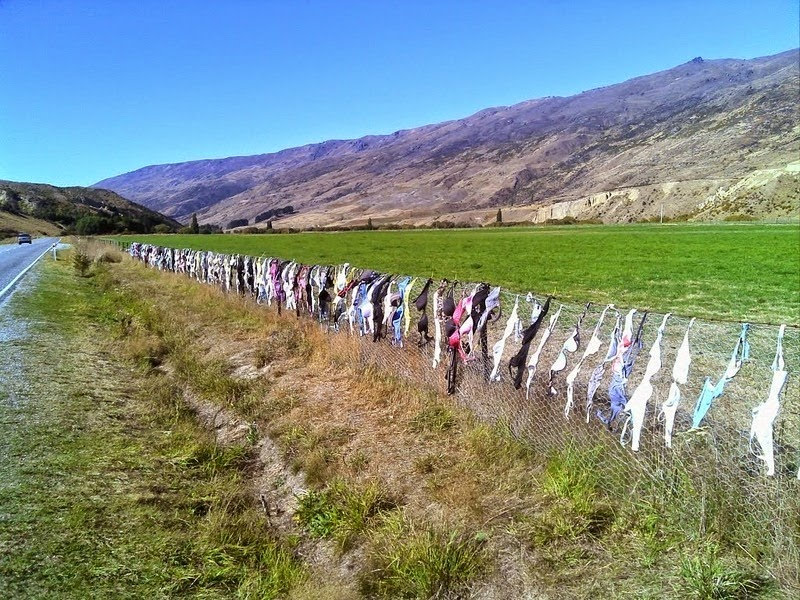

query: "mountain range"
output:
94 49 800 228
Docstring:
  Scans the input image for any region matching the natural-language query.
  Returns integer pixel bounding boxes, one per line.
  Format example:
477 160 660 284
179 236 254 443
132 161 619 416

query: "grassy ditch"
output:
0 251 305 598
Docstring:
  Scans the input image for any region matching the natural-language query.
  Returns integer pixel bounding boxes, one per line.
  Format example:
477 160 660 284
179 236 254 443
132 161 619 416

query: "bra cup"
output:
565 366 579 385
414 294 428 311
459 317 473 337
605 339 619 361
472 285 491 310
443 297 456 317
452 304 465 324
414 278 433 311
447 330 460 348
673 349 691 383
552 352 567 373
724 361 742 380
444 318 457 337
564 335 579 353
630 380 654 406
586 335 602 356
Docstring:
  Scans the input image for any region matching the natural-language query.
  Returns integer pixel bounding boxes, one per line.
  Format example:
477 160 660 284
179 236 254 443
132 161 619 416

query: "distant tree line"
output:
152 209 621 238
72 214 161 235
177 223 221 234
70 213 173 235
176 213 221 234
253 205 295 223
18 202 171 235
213 215 614 235
225 206 295 230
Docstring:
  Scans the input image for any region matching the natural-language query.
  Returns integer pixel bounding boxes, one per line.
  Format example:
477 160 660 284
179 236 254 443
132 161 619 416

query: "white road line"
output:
0 240 60 300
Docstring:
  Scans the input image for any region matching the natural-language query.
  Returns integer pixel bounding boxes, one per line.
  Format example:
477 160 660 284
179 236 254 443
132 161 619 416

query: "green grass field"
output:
116 223 800 324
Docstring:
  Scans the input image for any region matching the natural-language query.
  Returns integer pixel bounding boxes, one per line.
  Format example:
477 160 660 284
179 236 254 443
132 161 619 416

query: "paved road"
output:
0 237 59 300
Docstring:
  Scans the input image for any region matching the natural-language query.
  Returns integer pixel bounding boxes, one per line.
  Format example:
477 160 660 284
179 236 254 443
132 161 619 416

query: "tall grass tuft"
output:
410 402 456 433
170 487 307 598
361 513 486 599
679 543 772 599
295 478 396 550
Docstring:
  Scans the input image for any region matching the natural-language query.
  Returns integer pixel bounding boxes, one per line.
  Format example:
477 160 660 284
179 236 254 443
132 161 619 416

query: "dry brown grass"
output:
88 244 787 598
88 247 547 589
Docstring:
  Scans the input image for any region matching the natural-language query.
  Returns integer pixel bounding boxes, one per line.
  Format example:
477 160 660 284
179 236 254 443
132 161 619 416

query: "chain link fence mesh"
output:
113 239 800 583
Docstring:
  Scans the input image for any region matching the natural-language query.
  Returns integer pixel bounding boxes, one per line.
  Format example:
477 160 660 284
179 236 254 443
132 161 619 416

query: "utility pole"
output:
660 203 664 225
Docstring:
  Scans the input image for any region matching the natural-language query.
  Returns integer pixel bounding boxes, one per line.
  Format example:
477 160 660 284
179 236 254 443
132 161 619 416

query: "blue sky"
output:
0 0 797 187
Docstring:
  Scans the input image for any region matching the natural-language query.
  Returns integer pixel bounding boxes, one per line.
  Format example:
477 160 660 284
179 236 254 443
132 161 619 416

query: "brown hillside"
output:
94 49 800 227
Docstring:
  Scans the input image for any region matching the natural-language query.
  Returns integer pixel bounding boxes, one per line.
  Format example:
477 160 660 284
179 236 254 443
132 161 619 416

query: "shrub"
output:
430 220 478 229
525 445 615 544
544 216 578 226
72 249 92 277
485 220 529 228
174 487 307 596
431 220 455 229
723 214 758 222
95 251 121 264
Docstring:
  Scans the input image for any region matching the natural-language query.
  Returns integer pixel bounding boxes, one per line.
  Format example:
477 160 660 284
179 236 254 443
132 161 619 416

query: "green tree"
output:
190 213 199 234
75 215 114 235
227 218 248 229
266 220 273 230
496 208 503 223
367 217 374 230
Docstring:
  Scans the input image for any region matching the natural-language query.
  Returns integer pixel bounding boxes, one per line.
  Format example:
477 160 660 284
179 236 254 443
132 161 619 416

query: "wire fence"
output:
108 238 800 584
